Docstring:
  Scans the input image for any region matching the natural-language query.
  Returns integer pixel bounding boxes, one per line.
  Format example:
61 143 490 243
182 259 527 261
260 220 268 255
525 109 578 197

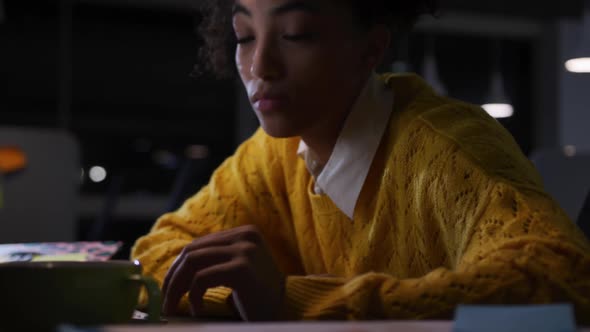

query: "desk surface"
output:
104 321 450 332
99 321 590 332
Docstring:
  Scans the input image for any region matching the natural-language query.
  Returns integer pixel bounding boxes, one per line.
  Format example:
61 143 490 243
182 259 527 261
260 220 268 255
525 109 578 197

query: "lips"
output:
251 92 289 113
254 98 289 113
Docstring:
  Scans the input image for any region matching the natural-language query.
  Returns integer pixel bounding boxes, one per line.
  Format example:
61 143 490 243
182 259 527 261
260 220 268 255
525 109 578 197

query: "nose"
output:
250 37 283 81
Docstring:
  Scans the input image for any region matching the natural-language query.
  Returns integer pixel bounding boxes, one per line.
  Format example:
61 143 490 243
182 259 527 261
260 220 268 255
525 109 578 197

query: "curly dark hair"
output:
194 0 438 78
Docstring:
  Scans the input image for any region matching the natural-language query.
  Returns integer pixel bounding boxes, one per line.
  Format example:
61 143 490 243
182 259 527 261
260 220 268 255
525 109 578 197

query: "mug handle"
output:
128 275 162 323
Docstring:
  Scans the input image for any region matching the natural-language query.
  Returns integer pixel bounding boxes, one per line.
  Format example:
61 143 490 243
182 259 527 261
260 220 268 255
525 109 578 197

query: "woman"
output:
132 0 590 322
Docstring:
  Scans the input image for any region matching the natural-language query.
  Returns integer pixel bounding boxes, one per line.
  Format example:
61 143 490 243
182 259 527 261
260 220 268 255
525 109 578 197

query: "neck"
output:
300 72 372 165
301 123 341 166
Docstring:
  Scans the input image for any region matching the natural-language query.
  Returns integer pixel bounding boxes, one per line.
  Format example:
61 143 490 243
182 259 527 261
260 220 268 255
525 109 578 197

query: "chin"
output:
259 119 301 139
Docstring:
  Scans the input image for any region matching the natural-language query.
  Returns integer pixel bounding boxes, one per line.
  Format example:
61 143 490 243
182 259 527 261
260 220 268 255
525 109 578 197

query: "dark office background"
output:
0 0 587 255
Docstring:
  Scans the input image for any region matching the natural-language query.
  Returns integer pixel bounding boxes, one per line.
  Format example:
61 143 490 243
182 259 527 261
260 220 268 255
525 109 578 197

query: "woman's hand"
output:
161 225 285 321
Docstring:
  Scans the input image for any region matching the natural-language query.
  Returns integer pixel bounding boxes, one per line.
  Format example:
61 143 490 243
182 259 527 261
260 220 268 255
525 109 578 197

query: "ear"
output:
364 25 391 70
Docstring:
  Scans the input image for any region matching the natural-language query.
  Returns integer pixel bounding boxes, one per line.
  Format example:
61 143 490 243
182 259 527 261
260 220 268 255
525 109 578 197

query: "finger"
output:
161 246 234 316
161 253 183 299
162 225 261 311
184 225 262 253
162 226 259 297
187 259 250 318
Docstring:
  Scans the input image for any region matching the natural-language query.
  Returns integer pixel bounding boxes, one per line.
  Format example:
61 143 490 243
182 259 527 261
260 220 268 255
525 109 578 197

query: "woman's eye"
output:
236 36 255 44
283 33 313 42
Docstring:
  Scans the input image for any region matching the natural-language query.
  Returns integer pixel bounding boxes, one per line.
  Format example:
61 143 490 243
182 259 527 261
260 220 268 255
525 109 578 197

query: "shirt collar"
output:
297 73 394 219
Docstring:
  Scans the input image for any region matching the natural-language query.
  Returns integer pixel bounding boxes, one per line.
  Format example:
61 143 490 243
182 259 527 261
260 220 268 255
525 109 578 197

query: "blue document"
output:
453 304 576 332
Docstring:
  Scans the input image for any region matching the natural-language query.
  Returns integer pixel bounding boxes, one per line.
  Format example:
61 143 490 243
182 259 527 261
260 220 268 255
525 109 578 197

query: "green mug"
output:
0 260 161 331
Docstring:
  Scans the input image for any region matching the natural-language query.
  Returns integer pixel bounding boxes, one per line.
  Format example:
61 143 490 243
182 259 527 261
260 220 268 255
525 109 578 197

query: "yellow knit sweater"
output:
131 73 590 321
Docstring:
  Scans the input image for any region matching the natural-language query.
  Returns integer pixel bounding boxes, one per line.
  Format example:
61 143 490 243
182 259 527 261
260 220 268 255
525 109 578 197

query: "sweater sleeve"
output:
279 116 590 322
131 129 301 316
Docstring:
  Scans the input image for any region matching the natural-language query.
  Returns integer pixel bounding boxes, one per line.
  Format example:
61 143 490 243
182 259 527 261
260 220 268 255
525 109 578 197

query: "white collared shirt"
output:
297 73 394 219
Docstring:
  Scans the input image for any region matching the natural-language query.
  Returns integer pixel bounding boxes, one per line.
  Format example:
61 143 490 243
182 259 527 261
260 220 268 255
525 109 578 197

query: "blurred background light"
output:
563 145 578 157
482 103 515 119
565 57 590 73
185 145 209 160
565 1 590 73
89 166 107 183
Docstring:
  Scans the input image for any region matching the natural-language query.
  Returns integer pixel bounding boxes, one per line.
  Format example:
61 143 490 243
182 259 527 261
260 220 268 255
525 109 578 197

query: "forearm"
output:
280 240 590 322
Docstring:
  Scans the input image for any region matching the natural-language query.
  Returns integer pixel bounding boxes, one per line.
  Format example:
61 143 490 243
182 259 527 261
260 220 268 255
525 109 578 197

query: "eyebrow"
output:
232 1 320 17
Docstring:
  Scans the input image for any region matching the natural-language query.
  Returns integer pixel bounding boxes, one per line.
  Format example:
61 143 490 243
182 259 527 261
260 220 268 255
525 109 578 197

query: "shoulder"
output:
380 73 544 192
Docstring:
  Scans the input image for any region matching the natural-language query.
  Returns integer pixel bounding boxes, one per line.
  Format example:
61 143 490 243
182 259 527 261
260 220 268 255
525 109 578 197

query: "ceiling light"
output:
565 0 590 73
482 103 514 119
565 57 590 73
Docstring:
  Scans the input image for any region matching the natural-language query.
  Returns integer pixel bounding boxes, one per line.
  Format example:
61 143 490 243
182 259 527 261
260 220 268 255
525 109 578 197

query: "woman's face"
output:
233 0 380 138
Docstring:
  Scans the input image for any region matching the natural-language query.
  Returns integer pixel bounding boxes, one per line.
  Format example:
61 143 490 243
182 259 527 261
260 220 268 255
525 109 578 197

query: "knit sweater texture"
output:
131 73 590 321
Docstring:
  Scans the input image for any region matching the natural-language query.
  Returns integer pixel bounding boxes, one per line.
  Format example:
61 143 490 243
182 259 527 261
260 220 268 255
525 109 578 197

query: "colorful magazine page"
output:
0 241 123 263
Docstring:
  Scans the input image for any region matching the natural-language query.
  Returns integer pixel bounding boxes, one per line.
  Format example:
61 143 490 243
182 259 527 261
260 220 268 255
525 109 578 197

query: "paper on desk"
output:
453 304 576 332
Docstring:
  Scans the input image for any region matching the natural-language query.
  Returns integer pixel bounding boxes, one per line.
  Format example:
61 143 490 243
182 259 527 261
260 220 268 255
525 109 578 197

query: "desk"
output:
102 321 450 332
96 321 590 332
